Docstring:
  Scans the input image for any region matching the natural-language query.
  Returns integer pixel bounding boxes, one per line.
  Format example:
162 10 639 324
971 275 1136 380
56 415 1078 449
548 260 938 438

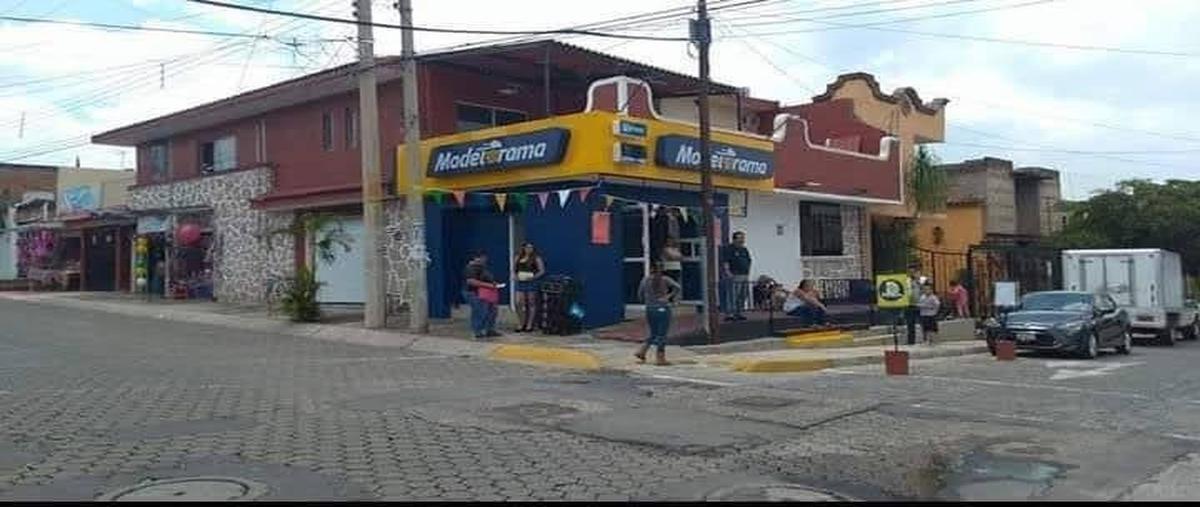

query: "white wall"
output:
730 191 803 286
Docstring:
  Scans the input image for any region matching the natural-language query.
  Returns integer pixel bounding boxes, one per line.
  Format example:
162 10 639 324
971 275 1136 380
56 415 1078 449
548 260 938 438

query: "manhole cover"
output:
706 483 850 501
724 395 801 410
98 477 268 502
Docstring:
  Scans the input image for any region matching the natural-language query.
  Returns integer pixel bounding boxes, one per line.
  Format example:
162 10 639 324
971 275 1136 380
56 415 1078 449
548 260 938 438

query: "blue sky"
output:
0 0 1197 199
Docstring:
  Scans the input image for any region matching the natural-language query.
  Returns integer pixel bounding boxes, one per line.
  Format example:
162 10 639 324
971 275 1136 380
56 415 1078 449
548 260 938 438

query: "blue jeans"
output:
787 305 828 326
721 275 749 316
464 290 497 337
645 304 672 352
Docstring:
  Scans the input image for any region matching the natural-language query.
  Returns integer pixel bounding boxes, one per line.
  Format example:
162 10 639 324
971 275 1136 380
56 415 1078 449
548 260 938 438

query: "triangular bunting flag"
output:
537 192 551 209
512 192 528 212
494 193 508 211
556 189 573 207
428 190 445 205
603 195 615 210
452 190 466 207
678 207 689 223
577 187 592 204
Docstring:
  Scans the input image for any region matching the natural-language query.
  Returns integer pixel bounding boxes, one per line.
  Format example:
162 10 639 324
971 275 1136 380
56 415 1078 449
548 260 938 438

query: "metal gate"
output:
914 247 968 298
967 244 1062 316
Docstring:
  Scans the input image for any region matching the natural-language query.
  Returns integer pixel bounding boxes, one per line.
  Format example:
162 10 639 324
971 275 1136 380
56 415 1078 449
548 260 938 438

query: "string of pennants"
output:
421 184 741 221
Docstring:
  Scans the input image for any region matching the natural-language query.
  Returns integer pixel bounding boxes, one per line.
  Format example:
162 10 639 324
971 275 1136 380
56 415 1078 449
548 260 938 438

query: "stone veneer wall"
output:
801 205 868 280
129 168 294 303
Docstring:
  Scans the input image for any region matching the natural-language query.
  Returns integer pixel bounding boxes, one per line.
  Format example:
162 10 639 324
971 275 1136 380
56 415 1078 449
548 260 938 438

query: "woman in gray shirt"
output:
635 262 683 366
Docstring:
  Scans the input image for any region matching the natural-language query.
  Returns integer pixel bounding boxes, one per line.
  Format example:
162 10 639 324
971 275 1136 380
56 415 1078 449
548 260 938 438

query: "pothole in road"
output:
98 477 268 502
705 482 853 501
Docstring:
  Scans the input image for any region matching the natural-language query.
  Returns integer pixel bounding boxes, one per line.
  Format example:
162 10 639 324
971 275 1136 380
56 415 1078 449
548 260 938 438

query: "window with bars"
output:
800 202 843 256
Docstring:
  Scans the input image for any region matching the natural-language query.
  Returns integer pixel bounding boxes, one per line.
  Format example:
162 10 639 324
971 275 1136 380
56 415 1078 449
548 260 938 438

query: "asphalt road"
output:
1 298 1197 501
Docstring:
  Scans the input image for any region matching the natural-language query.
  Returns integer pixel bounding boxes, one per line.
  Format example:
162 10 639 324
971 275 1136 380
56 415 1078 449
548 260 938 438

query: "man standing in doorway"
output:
721 231 752 322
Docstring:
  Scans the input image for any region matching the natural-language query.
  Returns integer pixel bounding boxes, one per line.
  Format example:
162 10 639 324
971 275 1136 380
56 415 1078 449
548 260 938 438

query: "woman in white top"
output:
660 238 683 284
783 279 829 327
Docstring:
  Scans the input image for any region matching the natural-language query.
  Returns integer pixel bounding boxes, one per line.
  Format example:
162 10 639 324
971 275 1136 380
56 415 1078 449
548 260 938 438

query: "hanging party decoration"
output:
452 190 466 207
176 223 202 247
578 187 592 204
603 195 616 210
678 207 690 224
537 192 551 209
493 193 508 211
556 189 573 207
427 190 446 205
591 211 611 245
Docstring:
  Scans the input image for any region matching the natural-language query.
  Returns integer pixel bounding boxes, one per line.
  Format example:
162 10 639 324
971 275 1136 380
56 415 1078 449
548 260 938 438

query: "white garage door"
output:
316 217 365 304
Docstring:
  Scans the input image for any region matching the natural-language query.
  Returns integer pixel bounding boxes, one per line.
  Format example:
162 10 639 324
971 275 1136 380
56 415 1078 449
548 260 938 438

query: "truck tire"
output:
1158 329 1177 347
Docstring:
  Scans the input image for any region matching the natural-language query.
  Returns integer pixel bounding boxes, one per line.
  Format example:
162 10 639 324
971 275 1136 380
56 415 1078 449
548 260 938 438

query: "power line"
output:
0 14 347 42
942 141 1200 156
729 0 1200 58
731 0 994 27
722 24 1200 146
185 0 692 41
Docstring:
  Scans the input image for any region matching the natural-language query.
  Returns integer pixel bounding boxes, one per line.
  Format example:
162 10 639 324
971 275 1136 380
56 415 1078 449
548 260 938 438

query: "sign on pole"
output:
994 281 1020 308
875 273 912 309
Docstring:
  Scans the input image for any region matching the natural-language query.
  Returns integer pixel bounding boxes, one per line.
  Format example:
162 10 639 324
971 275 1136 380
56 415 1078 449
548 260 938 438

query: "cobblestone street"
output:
4 297 1200 501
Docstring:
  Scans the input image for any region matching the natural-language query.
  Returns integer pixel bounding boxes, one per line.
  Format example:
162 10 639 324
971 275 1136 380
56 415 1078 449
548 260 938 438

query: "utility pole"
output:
694 0 720 344
397 0 428 333
354 0 387 329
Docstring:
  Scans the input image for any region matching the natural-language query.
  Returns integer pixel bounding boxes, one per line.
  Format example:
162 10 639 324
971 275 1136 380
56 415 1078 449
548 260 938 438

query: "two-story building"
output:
93 40 921 329
803 73 949 275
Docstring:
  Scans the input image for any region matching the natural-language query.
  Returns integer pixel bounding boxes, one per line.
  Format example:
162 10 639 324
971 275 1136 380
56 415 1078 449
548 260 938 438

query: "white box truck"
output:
1062 249 1198 345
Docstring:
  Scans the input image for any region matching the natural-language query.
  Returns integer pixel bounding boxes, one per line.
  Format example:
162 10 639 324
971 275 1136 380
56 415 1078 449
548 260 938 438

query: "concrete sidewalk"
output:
0 291 988 374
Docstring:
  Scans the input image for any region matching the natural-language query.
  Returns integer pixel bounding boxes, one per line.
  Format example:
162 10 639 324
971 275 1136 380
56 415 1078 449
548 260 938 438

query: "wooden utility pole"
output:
397 0 428 333
694 0 720 343
354 0 387 328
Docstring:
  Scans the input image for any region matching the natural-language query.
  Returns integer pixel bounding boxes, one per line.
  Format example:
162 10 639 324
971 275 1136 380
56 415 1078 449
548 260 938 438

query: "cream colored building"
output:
56 168 135 214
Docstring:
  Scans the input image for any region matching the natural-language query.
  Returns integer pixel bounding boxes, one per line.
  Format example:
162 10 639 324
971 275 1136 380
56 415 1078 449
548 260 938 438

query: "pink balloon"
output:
176 223 203 246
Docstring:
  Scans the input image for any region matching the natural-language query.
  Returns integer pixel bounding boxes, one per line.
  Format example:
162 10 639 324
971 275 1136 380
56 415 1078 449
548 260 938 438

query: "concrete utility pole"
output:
354 0 387 329
694 0 720 343
397 0 428 333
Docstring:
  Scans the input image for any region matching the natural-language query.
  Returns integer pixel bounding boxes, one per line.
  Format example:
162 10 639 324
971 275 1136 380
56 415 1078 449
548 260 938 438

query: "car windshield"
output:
1021 293 1092 312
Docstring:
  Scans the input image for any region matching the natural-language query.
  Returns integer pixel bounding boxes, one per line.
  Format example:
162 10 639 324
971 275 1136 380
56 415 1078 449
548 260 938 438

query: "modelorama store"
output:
401 94 775 330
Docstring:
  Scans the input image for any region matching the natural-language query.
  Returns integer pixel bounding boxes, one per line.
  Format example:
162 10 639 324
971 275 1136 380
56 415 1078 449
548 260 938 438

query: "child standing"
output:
918 282 941 345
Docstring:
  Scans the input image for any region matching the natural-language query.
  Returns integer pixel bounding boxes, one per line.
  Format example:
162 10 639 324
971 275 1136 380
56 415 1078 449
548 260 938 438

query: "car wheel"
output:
1115 328 1132 355
1078 332 1099 359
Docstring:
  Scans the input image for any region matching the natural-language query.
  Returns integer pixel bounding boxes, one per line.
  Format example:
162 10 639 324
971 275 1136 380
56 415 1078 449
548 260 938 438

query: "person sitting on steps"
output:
782 279 829 328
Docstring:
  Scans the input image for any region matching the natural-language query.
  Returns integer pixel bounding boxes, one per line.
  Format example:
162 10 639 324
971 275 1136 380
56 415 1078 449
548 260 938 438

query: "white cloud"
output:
0 0 1196 197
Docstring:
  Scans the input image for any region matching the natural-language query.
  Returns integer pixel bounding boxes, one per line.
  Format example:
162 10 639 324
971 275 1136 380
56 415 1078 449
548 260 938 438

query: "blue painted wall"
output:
425 180 733 330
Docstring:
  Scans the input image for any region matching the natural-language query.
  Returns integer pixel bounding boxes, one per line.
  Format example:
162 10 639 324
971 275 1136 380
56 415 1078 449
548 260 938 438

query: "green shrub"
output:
281 266 323 322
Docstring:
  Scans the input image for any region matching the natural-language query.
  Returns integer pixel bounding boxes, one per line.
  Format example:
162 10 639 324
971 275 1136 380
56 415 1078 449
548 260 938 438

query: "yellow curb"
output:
488 344 603 370
784 329 842 339
786 333 853 349
730 358 835 373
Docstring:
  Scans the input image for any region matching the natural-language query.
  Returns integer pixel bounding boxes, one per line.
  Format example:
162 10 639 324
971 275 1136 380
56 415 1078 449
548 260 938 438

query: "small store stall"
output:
132 211 215 300
399 76 775 330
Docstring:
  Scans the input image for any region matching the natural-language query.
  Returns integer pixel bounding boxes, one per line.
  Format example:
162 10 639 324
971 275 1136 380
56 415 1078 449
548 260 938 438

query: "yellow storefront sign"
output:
875 273 912 309
396 110 776 193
